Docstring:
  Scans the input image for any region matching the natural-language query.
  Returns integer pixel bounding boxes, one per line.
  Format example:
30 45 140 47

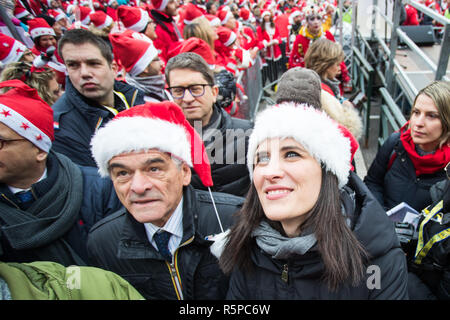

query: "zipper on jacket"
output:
281 264 289 283
165 235 195 300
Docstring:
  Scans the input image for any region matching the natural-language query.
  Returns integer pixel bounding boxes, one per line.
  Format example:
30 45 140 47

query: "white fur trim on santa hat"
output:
224 31 237 47
129 43 158 76
91 116 192 177
0 104 52 152
95 14 113 29
1 40 27 65
220 10 233 25
30 27 56 39
247 103 351 189
127 9 149 32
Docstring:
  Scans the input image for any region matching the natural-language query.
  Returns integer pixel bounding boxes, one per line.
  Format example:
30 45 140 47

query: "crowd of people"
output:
0 0 449 301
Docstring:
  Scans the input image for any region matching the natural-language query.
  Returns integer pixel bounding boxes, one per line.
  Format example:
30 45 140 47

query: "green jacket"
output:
0 261 144 300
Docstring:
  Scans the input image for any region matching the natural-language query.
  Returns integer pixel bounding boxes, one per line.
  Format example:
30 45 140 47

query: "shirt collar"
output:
8 168 48 194
144 196 184 241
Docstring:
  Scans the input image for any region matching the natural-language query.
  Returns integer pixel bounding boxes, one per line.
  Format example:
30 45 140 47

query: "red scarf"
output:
400 122 450 176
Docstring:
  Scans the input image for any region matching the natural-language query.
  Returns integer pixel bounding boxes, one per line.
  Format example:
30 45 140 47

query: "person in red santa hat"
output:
257 9 282 88
88 101 244 300
89 10 116 47
0 33 35 70
117 5 157 41
217 7 238 32
149 0 183 64
178 2 204 35
288 4 335 69
109 30 171 103
26 18 67 86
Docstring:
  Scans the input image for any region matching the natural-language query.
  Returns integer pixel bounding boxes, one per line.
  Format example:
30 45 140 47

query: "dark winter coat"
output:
87 185 244 300
226 171 409 300
364 132 447 212
52 77 145 167
0 151 122 265
190 106 253 197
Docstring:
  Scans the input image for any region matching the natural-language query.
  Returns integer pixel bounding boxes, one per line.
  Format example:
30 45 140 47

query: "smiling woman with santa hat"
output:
219 103 408 299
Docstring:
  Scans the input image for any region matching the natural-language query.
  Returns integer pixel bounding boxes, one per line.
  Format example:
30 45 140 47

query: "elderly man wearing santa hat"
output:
109 30 172 103
0 79 122 266
52 28 145 167
88 101 243 300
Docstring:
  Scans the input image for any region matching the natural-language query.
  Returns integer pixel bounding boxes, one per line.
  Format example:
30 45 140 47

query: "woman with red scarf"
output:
364 81 450 212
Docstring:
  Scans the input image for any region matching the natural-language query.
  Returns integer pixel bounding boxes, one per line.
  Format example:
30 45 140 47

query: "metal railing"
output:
378 87 407 147
352 43 375 148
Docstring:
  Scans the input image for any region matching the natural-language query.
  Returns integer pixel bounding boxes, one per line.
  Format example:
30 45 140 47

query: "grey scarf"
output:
125 74 166 101
0 152 84 265
252 220 317 260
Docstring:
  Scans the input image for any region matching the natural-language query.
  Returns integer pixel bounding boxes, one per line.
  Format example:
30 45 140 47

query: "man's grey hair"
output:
165 52 215 87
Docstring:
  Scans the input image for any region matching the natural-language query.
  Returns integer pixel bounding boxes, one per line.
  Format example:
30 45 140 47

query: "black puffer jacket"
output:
226 172 409 300
190 106 253 197
52 77 145 167
364 132 447 212
87 185 243 300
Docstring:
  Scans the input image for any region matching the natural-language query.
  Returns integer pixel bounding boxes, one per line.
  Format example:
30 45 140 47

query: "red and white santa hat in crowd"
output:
239 8 254 23
183 3 203 25
151 0 170 11
260 10 272 19
205 14 221 28
217 27 237 47
27 18 56 40
14 5 31 20
109 30 158 77
78 6 93 25
247 103 351 189
0 80 54 153
117 5 149 32
289 8 302 25
90 102 213 188
47 9 66 22
217 8 234 25
90 10 114 29
0 33 27 66
178 38 216 69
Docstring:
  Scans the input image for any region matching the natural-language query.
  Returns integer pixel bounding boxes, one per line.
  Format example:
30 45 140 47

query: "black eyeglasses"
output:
0 138 27 150
168 84 213 99
445 162 450 179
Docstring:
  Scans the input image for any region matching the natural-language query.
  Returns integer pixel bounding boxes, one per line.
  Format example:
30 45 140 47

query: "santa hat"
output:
183 3 203 25
0 80 54 152
90 102 213 188
27 18 56 40
239 7 251 22
247 103 351 189
109 31 158 77
205 14 221 27
14 5 31 19
178 38 215 67
90 10 113 29
78 6 93 25
289 8 302 25
0 34 27 65
47 9 66 21
261 10 271 19
217 9 234 25
151 0 170 11
117 5 149 32
217 27 237 47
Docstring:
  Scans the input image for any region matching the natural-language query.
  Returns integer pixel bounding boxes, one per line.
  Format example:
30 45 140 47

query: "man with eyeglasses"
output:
165 52 253 197
0 80 122 266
